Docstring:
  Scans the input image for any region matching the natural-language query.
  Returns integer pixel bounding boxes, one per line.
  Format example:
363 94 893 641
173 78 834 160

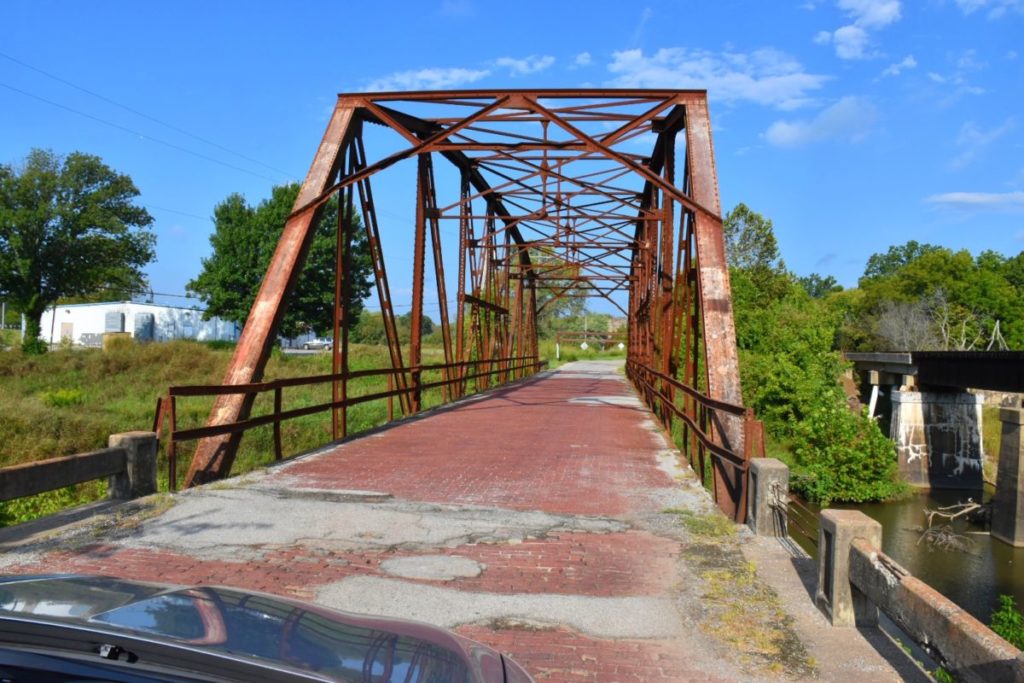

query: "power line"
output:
144 204 210 221
0 50 296 179
0 80 282 184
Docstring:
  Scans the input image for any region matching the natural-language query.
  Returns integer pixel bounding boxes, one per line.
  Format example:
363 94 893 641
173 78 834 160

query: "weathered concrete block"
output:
849 537 1021 683
108 431 158 499
992 408 1024 547
747 458 788 537
890 390 983 490
816 509 882 627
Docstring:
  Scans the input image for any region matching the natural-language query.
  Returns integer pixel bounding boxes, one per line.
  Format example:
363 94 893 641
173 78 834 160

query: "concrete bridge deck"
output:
1 361 922 681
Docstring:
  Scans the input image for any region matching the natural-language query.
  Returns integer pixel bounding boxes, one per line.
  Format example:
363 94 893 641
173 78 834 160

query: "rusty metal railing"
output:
785 495 820 555
154 355 546 490
626 359 765 522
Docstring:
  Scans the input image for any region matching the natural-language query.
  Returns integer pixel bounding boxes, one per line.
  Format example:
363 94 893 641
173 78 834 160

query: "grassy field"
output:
0 337 627 526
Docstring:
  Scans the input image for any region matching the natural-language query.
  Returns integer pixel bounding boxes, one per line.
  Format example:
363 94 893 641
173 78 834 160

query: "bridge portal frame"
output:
180 89 755 520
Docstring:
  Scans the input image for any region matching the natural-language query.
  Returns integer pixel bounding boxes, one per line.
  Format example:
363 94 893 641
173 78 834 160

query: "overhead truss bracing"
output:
182 89 759 520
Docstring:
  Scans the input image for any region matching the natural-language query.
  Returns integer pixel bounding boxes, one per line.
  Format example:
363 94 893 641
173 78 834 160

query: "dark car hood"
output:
0 575 514 682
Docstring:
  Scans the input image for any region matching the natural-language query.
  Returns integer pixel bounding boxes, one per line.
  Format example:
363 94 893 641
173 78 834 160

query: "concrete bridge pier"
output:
993 408 1024 546
890 389 984 489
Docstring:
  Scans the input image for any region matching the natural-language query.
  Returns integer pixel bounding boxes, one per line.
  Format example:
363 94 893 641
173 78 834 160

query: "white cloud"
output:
495 55 555 76
364 67 490 92
949 118 1015 169
926 191 1024 207
954 0 1024 18
832 25 870 58
574 52 593 67
764 96 877 146
838 0 902 27
817 0 902 60
606 47 829 110
880 54 917 77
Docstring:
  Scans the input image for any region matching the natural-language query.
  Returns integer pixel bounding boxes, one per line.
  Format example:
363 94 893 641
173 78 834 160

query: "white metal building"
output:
39 301 240 346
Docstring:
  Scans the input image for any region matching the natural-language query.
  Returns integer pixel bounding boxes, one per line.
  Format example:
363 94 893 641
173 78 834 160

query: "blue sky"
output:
2 0 1022 316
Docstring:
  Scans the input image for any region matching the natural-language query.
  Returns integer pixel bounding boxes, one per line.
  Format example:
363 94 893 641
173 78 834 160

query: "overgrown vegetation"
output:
982 404 1003 483
726 204 905 504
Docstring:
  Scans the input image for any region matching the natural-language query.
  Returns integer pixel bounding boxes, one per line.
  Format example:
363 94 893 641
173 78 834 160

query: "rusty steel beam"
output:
185 104 355 486
685 99 746 519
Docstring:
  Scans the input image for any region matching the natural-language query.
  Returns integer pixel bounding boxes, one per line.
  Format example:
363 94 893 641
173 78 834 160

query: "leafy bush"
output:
991 595 1024 649
790 402 903 505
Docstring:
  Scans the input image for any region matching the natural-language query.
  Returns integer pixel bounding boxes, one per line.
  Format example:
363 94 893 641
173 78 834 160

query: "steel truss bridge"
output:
162 90 765 520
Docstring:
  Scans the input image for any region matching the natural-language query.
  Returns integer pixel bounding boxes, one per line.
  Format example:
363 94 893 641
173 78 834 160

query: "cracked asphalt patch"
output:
124 488 628 561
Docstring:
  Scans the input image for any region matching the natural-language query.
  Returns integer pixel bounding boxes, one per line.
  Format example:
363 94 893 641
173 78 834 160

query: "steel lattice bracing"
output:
182 90 756 519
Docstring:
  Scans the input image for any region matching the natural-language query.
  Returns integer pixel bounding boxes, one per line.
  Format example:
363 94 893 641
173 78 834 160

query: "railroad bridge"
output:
8 91 1017 680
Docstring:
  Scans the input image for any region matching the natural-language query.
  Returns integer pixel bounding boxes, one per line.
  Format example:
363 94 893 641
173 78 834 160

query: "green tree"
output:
860 240 940 283
847 242 1024 350
187 183 372 339
723 203 784 271
530 250 585 337
798 273 842 298
0 149 155 353
396 311 434 342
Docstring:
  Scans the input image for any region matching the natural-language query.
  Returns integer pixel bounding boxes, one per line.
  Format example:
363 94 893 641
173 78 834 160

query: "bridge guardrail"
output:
154 355 547 490
625 359 765 522
819 510 1022 681
0 432 158 504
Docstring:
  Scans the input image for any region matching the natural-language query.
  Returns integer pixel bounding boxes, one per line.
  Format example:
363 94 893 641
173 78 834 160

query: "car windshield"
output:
90 587 473 683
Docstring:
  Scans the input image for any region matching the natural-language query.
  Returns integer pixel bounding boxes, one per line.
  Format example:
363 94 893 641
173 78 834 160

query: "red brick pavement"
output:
270 374 673 516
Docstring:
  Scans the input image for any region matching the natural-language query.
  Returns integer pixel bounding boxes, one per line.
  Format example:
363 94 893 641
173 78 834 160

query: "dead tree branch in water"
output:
916 500 987 553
